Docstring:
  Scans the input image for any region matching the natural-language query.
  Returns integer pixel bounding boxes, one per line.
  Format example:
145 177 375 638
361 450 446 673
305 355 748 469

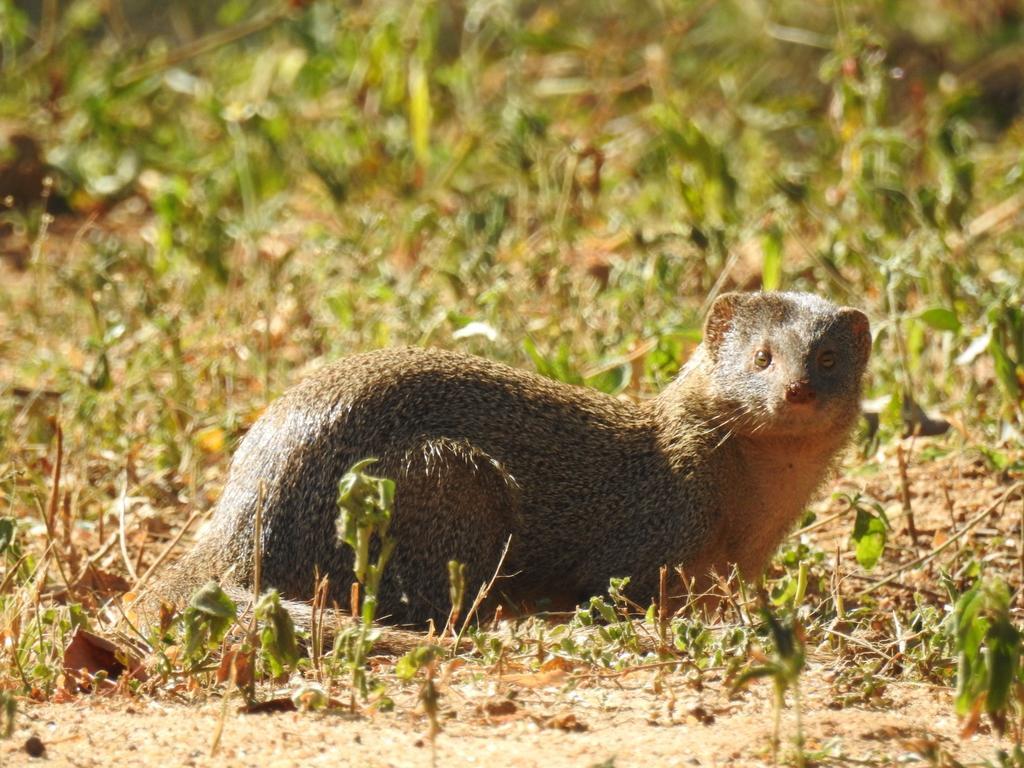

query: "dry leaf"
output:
539 656 577 673
195 426 226 454
479 697 518 717
542 712 587 732
71 566 131 598
240 697 297 714
62 628 143 690
216 645 254 687
501 669 568 688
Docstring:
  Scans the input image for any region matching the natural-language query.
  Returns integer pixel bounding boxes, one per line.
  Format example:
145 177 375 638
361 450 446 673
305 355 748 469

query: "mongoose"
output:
149 291 871 626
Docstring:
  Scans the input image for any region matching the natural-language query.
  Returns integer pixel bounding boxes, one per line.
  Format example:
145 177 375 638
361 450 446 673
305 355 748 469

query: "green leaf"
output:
988 332 1022 404
0 518 15 555
182 582 238 660
589 596 618 625
769 576 797 606
522 337 550 377
396 645 440 680
761 227 783 291
190 581 238 619
984 617 1019 727
255 590 300 677
448 560 466 617
851 506 888 570
336 458 395 584
952 578 1018 726
408 59 432 166
918 307 960 333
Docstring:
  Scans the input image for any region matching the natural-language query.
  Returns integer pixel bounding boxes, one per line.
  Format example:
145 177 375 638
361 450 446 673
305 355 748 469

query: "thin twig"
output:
45 422 62 539
310 571 330 682
580 338 658 379
832 543 844 621
210 653 237 757
896 442 918 544
38 425 73 591
133 508 205 591
452 536 512 654
819 625 896 660
947 190 1024 252
942 481 960 558
790 506 848 538
1020 493 1024 592
571 658 708 680
115 9 291 87
77 531 121 578
842 573 943 601
0 553 31 595
117 470 139 582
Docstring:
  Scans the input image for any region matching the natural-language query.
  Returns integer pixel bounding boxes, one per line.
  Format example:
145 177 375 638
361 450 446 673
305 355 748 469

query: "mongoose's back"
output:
154 291 871 625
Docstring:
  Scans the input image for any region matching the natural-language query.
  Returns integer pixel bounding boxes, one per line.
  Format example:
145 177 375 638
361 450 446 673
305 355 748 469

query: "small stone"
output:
24 735 45 758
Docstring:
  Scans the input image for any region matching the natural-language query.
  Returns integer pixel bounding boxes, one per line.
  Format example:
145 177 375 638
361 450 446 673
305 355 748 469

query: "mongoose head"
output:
700 291 871 438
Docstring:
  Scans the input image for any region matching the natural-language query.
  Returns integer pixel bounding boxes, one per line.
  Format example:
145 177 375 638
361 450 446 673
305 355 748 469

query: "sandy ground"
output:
3 663 1001 767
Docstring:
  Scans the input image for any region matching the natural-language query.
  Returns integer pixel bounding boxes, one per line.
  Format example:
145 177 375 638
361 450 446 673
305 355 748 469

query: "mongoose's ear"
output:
703 292 746 357
838 307 871 368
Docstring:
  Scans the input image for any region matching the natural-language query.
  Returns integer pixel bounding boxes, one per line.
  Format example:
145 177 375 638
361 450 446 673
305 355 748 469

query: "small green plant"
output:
986 296 1024 422
334 457 397 706
569 577 645 661
733 600 807 767
845 493 890 571
0 516 15 555
181 582 238 663
253 590 300 679
951 577 1023 746
769 542 828 609
397 644 443 763
445 558 467 635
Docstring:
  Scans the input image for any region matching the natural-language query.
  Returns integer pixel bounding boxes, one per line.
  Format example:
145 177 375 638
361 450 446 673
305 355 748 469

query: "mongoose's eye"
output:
819 351 836 369
753 349 772 369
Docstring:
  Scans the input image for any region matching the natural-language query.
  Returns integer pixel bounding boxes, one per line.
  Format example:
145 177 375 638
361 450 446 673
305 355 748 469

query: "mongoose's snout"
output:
784 379 816 404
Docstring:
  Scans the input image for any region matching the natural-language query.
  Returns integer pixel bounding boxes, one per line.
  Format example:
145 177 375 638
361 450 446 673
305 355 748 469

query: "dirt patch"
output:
3 663 999 768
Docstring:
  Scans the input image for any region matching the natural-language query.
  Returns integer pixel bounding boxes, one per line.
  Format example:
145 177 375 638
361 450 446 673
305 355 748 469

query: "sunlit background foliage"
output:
1 0 1022 553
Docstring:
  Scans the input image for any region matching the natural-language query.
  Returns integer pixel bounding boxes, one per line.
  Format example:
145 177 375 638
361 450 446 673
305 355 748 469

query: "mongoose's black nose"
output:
785 380 816 404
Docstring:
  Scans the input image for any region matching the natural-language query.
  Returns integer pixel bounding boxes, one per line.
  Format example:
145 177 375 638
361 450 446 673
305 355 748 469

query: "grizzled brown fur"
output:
150 292 871 626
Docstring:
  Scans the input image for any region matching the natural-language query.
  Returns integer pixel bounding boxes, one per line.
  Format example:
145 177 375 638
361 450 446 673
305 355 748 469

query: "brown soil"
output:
1 666 1000 767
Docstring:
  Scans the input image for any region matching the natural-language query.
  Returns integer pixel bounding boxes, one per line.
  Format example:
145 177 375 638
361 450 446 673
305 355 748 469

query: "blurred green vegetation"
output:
0 4 1023 746
0 0 1022 493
